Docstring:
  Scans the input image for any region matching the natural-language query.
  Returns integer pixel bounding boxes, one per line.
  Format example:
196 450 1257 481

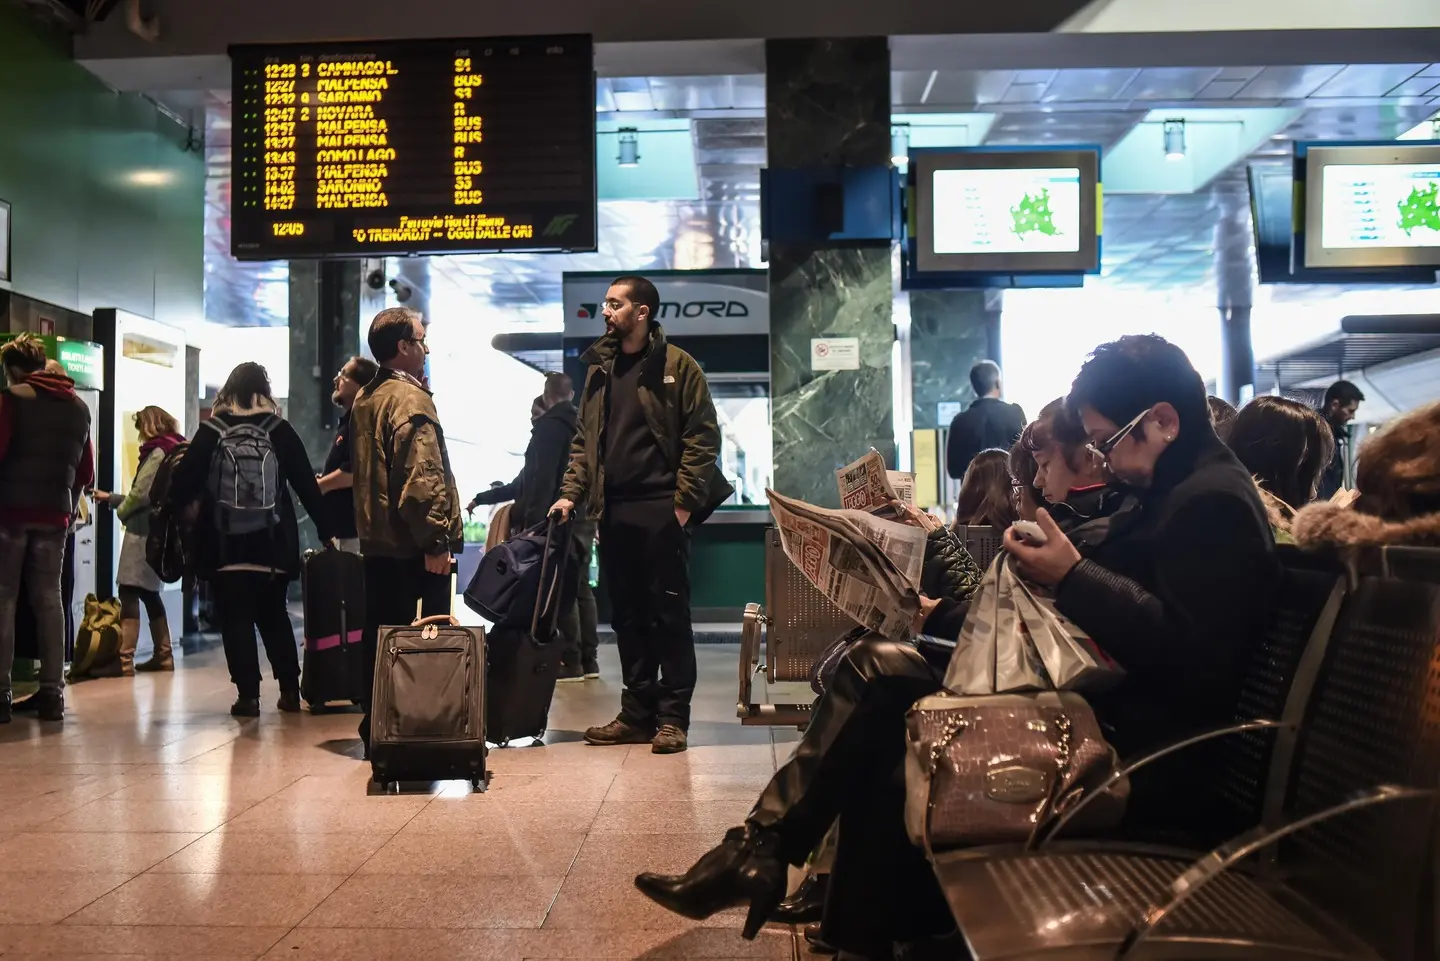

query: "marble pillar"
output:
909 290 1002 431
766 38 894 509
287 259 361 472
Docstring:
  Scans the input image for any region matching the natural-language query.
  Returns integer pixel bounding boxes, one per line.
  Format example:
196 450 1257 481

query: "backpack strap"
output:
258 413 282 434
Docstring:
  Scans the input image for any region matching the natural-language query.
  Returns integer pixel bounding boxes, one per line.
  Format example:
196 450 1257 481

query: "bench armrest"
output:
1027 718 1290 850
737 603 764 718
1117 784 1434 960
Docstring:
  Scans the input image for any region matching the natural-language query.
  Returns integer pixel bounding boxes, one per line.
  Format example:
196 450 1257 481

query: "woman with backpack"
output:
168 363 335 717
92 406 186 675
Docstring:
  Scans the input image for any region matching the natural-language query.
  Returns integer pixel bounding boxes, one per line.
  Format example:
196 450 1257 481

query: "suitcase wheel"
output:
532 730 545 745
496 737 511 749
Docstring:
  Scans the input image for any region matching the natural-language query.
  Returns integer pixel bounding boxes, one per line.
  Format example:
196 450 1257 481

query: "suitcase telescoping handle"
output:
534 511 570 638
411 613 460 639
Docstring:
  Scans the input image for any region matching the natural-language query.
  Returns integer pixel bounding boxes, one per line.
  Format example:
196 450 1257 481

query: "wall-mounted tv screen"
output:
1302 142 1440 270
912 147 1100 275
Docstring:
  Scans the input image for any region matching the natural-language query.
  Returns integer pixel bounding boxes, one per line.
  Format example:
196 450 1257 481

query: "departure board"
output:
229 35 596 260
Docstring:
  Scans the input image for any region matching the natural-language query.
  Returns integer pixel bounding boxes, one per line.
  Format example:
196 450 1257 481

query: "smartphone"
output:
1009 520 1048 546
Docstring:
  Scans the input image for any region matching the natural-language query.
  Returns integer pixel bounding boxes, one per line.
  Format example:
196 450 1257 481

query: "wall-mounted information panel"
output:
229 35 596 260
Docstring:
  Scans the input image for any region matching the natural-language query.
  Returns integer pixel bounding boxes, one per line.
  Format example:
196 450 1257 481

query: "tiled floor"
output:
0 641 801 960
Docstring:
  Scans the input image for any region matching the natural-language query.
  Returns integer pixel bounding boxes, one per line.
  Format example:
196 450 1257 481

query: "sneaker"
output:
35 690 64 723
557 662 585 684
277 689 302 713
651 724 688 755
230 697 261 718
583 717 653 746
582 656 600 679
0 692 10 724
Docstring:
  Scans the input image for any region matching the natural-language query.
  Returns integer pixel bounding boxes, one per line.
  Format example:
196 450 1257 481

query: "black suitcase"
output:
369 615 488 788
486 514 572 747
300 548 367 712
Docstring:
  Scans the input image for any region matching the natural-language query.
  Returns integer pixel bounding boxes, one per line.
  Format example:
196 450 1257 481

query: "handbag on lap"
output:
905 554 1126 852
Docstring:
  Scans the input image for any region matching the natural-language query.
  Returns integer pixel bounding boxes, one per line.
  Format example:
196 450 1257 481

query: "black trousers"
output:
359 554 452 741
598 496 696 731
211 570 299 699
749 634 953 952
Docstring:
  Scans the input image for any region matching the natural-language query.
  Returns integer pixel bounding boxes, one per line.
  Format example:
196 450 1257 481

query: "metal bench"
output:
737 527 854 728
956 525 1004 573
931 545 1440 961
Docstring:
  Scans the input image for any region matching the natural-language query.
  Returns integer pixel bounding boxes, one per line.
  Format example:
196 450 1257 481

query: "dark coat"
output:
472 402 578 532
560 324 734 525
1055 430 1276 831
946 397 1026 479
168 406 333 580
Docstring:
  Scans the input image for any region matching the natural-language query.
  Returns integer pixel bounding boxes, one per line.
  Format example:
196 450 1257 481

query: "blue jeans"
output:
0 524 68 697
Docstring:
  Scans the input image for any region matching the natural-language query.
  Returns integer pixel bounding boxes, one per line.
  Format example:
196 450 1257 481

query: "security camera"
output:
388 279 413 303
365 269 386 290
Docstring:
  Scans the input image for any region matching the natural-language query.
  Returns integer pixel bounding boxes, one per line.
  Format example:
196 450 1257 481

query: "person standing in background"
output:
350 307 464 756
167 363 334 717
946 360 1026 480
1317 380 1365 501
551 275 733 755
92 406 186 674
317 355 379 553
0 335 93 723
467 372 597 680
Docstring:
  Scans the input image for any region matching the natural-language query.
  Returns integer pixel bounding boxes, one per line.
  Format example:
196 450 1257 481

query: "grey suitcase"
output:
369 614 488 789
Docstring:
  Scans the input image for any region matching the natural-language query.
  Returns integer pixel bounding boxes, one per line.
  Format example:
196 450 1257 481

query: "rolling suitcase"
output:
300 548 367 712
369 614 488 788
486 514 573 747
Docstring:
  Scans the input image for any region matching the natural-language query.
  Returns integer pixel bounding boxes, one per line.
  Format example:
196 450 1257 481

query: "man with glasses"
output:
349 308 462 755
317 355 378 553
550 275 733 755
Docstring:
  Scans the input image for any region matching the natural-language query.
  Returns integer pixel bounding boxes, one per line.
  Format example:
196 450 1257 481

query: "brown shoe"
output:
584 717 653 746
651 724 688 754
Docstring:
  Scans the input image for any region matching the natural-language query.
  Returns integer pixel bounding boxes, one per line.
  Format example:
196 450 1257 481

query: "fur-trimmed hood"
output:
1292 501 1440 549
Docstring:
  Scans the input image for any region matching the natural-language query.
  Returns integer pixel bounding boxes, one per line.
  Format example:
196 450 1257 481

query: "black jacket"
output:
1055 430 1276 833
946 397 1026 479
168 407 333 579
1317 421 1348 501
472 403 578 532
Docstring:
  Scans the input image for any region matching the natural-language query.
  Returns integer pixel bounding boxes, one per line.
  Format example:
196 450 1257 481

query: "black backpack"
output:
205 414 283 535
145 442 193 583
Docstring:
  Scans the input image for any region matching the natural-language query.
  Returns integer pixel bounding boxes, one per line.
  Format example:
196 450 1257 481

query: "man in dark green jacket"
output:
552 275 733 755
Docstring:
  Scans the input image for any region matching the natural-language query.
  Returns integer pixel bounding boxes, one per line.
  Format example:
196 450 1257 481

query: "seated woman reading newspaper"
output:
634 335 1277 958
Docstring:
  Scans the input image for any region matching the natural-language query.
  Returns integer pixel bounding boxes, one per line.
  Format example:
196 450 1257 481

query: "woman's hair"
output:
542 371 574 407
1227 396 1334 510
1208 395 1239 440
1068 334 1209 435
1007 436 1042 522
955 448 1018 528
133 406 179 442
215 362 275 412
1354 401 1440 520
1023 398 1090 468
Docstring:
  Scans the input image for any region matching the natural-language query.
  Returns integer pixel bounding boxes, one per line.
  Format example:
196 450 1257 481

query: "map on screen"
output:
931 167 1082 255
1321 162 1440 250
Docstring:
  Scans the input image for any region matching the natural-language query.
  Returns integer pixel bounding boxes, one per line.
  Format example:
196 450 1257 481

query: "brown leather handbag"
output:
904 690 1126 852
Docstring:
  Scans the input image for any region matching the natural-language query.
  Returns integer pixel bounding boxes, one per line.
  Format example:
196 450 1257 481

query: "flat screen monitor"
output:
228 35 596 260
1303 142 1440 269
912 148 1100 274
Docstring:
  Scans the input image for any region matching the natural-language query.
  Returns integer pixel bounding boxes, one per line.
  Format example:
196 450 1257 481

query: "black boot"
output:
773 872 828 925
230 696 260 718
634 824 788 940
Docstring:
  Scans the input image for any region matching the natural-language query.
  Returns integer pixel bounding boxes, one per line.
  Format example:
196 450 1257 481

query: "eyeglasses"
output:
403 334 429 352
1086 408 1150 460
602 299 627 312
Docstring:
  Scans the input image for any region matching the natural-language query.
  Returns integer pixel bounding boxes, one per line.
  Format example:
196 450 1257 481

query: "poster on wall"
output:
562 269 769 340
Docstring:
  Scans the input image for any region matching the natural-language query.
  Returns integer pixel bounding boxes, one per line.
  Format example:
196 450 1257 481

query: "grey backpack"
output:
205 413 283 535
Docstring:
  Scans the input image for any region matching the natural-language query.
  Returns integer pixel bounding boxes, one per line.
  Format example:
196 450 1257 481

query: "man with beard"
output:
1317 379 1364 501
317 355 378 552
550 275 732 755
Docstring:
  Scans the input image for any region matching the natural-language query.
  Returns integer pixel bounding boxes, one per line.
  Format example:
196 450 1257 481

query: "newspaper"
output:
835 450 916 514
767 488 926 640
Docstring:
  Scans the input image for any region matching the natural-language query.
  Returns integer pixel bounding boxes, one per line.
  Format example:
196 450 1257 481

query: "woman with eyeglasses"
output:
1005 334 1276 840
634 336 1274 956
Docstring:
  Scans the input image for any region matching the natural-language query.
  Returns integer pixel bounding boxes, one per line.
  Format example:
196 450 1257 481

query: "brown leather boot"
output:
136 617 174 672
117 618 139 677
